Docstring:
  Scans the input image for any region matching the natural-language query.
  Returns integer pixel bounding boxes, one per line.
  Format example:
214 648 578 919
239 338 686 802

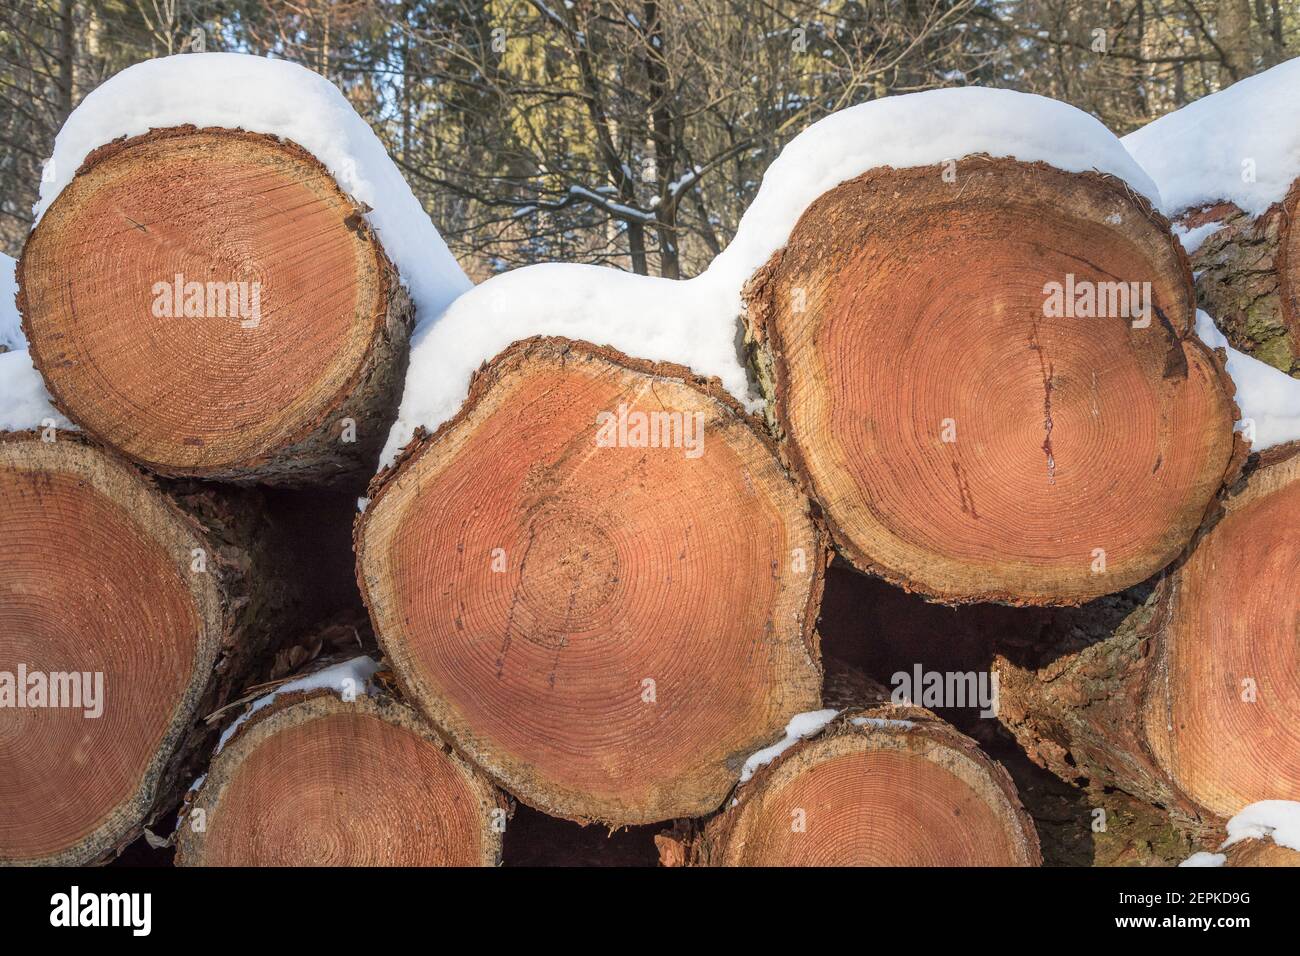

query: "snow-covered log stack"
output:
733 89 1239 606
357 337 824 826
1124 59 1300 377
1 54 470 866
657 668 1040 866
994 444 1300 842
15 54 468 485
0 428 319 865
176 664 506 867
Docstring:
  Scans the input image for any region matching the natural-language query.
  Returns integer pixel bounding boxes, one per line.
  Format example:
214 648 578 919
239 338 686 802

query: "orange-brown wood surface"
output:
357 337 825 826
746 158 1238 605
18 127 411 485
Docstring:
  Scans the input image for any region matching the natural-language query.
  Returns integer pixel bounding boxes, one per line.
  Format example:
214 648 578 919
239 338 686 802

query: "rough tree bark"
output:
657 667 1040 866
175 689 507 867
356 336 825 826
0 429 316 865
17 127 414 486
1174 182 1300 377
994 443 1300 844
743 157 1239 606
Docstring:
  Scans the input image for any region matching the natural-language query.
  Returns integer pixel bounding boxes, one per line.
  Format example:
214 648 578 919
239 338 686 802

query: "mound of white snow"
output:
0 251 71 431
1194 310 1300 450
1222 799 1300 853
34 52 469 326
0 348 70 432
381 87 1157 467
1179 799 1300 866
1123 58 1300 218
0 253 23 352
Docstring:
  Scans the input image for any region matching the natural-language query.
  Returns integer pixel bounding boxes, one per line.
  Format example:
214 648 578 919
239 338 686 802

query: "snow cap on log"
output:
381 87 1160 469
20 53 469 484
33 52 469 320
1123 62 1300 377
1123 58 1300 219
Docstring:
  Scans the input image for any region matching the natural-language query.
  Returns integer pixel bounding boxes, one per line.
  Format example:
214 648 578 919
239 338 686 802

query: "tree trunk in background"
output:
356 336 825 826
743 157 1239 606
1217 0 1255 81
18 127 413 486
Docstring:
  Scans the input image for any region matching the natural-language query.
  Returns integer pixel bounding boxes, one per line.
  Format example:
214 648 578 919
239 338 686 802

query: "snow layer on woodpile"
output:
0 254 70 429
1 254 71 430
0 254 23 352
214 655 381 754
738 709 839 784
0 349 70 432
1179 799 1300 865
1222 799 1300 853
1195 310 1300 449
32 52 469 327
1123 58 1300 218
382 87 1156 467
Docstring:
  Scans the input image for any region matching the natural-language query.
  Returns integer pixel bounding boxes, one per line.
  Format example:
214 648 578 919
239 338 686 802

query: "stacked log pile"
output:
3 52 1296 869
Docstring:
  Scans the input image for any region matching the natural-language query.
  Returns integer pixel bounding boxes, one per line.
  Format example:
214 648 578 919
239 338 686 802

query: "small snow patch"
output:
1222 800 1300 853
0 254 24 352
0 348 73 433
738 709 838 783
215 655 380 754
1177 799 1300 866
1172 220 1222 256
1194 310 1300 449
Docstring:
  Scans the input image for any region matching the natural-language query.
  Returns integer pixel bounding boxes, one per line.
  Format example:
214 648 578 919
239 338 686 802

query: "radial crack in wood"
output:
744 158 1240 605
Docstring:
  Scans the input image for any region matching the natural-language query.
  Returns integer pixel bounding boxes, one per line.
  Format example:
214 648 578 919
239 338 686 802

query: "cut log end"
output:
18 127 412 485
356 336 824 826
679 708 1040 866
1142 448 1300 820
995 446 1300 835
746 158 1238 605
176 691 505 866
0 430 222 865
